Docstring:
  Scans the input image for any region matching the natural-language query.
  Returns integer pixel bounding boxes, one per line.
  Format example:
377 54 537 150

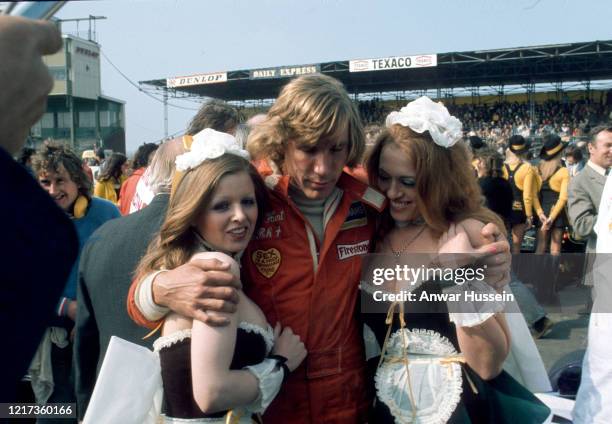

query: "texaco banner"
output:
349 54 437 72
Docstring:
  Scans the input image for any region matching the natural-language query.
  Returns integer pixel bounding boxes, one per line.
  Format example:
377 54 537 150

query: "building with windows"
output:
29 33 126 154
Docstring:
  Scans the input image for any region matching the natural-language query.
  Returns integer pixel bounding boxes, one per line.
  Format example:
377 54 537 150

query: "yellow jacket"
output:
533 167 570 221
503 162 541 218
94 175 127 204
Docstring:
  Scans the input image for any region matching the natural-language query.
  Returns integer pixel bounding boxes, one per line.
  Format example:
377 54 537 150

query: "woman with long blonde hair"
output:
535 134 570 256
134 129 306 423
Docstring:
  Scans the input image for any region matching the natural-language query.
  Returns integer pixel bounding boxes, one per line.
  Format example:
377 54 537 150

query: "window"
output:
100 110 110 127
41 112 55 129
78 110 95 128
48 66 67 81
57 111 71 128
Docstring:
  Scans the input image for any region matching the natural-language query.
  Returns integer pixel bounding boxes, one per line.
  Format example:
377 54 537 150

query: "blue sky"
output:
55 0 612 154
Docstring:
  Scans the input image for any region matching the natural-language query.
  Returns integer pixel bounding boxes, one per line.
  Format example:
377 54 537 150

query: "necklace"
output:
389 225 427 256
394 217 425 228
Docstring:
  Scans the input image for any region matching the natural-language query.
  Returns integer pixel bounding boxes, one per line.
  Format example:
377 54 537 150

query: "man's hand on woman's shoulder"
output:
152 258 242 326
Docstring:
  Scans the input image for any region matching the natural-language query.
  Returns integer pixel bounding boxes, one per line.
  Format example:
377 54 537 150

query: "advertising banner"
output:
250 64 320 79
167 72 227 88
349 54 437 72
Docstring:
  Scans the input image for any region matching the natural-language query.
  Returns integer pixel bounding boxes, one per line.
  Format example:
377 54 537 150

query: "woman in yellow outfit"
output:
94 152 128 204
534 134 570 255
503 135 541 254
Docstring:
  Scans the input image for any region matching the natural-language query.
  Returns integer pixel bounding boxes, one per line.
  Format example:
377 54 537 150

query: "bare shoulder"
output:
456 218 487 248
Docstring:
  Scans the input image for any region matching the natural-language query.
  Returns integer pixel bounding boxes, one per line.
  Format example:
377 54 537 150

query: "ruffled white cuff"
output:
135 270 170 321
446 280 505 327
244 358 284 413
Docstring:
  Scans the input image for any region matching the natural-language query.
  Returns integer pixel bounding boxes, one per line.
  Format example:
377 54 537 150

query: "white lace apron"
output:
374 301 478 424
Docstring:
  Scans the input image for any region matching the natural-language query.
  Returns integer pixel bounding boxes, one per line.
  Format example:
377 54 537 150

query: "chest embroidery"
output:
337 240 370 260
255 225 282 240
340 201 368 231
252 248 282 278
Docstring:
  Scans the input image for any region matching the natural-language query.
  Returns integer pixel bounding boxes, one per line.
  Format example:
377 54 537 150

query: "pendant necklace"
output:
389 224 427 256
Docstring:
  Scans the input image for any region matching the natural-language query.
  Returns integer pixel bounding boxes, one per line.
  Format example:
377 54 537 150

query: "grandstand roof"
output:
140 40 612 101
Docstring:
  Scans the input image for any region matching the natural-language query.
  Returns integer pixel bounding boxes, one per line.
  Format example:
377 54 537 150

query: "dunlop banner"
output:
167 72 228 88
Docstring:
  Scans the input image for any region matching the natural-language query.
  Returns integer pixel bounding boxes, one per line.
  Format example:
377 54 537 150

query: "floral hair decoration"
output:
385 96 463 148
175 128 250 172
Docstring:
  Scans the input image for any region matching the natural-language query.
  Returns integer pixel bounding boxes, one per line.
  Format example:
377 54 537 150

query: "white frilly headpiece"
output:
385 96 463 148
175 128 250 172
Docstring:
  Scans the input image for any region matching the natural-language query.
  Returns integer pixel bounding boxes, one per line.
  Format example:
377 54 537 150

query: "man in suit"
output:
73 136 240 419
573 170 612 423
567 124 612 288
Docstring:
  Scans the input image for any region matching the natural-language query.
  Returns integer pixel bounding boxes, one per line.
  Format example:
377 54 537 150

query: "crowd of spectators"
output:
358 98 387 123
448 99 610 143
357 97 611 145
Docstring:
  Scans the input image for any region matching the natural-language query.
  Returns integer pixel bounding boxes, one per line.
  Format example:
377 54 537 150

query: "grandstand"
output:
141 40 612 101
140 39 612 149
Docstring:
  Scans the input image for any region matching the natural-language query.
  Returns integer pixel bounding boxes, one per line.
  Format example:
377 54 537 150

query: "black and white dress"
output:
362 279 551 424
153 322 274 423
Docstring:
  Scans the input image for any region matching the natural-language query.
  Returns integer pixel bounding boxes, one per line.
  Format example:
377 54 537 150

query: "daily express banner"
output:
349 54 437 72
166 72 228 88
250 64 320 79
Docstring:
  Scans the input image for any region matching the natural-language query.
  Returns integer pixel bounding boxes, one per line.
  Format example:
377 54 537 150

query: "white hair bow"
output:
386 96 463 148
175 128 250 172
